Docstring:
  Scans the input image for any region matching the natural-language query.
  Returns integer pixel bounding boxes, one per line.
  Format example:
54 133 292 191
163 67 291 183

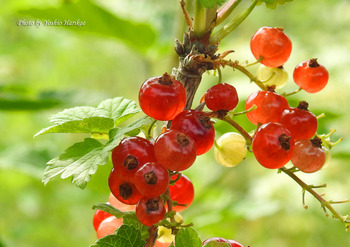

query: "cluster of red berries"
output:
93 26 330 246
249 27 329 172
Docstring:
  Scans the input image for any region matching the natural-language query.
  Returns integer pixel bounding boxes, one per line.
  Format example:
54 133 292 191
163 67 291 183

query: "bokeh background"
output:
1 0 350 246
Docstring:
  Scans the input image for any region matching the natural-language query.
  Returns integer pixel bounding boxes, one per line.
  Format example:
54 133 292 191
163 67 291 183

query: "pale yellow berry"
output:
257 65 288 89
214 132 247 167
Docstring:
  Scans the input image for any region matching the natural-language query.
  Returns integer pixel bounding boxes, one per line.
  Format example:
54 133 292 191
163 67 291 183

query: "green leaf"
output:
42 138 109 189
18 0 156 53
175 227 202 247
106 116 154 151
257 0 293 9
199 0 227 8
91 225 145 247
35 117 114 136
92 203 133 219
34 97 140 137
203 241 230 247
90 234 119 247
97 98 140 127
122 214 149 240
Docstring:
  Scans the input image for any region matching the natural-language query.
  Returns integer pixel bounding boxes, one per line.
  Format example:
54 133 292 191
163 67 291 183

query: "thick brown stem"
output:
145 226 158 247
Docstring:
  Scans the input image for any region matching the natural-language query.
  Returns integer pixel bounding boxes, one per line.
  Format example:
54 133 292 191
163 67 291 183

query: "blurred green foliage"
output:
0 0 350 246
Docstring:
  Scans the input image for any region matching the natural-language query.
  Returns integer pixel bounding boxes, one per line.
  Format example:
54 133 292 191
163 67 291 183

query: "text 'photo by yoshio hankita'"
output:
17 18 86 28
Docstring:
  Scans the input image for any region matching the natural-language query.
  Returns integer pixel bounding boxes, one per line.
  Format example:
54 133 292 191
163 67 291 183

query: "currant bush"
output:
35 1 348 246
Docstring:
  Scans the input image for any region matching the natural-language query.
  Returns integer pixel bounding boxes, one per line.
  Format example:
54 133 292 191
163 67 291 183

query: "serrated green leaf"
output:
96 97 140 127
49 106 105 124
199 0 227 8
42 138 109 189
35 117 114 137
92 203 133 219
34 97 140 137
105 116 154 152
257 0 293 9
90 234 119 247
114 225 145 247
175 227 202 247
122 214 149 240
18 0 156 53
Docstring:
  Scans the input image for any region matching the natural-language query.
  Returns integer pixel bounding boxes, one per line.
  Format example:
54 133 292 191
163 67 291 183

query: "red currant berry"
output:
245 89 289 125
93 208 113 231
291 137 326 173
136 197 166 227
171 110 215 155
112 136 155 183
96 216 123 239
250 27 292 68
108 169 143 205
202 237 230 246
205 83 239 112
108 193 136 211
279 101 317 139
138 73 186 121
293 59 329 93
227 239 244 247
134 162 170 197
169 174 194 212
252 122 295 169
154 130 197 171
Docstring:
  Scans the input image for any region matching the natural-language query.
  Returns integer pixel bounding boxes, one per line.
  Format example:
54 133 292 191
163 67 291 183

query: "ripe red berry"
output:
227 239 244 247
291 137 326 173
245 89 289 125
279 101 317 139
96 216 123 239
293 59 329 93
205 83 239 112
93 208 113 231
138 73 187 121
154 130 197 171
169 174 194 212
252 122 295 169
134 162 170 197
112 136 155 183
136 197 166 227
250 27 292 68
171 110 215 155
108 169 143 205
108 193 136 211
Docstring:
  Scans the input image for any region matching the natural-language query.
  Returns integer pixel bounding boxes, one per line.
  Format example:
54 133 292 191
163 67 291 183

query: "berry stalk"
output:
279 167 350 230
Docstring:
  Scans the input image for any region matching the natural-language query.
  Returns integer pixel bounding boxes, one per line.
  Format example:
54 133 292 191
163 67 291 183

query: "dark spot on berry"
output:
146 198 160 212
123 155 138 170
144 171 158 185
119 183 132 200
199 114 212 129
158 73 173 85
297 101 309 111
310 136 323 148
278 134 292 151
267 85 276 92
308 58 320 68
176 133 190 147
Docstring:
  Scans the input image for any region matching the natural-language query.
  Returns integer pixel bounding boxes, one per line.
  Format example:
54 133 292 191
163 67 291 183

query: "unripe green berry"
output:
257 65 288 89
214 132 247 167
